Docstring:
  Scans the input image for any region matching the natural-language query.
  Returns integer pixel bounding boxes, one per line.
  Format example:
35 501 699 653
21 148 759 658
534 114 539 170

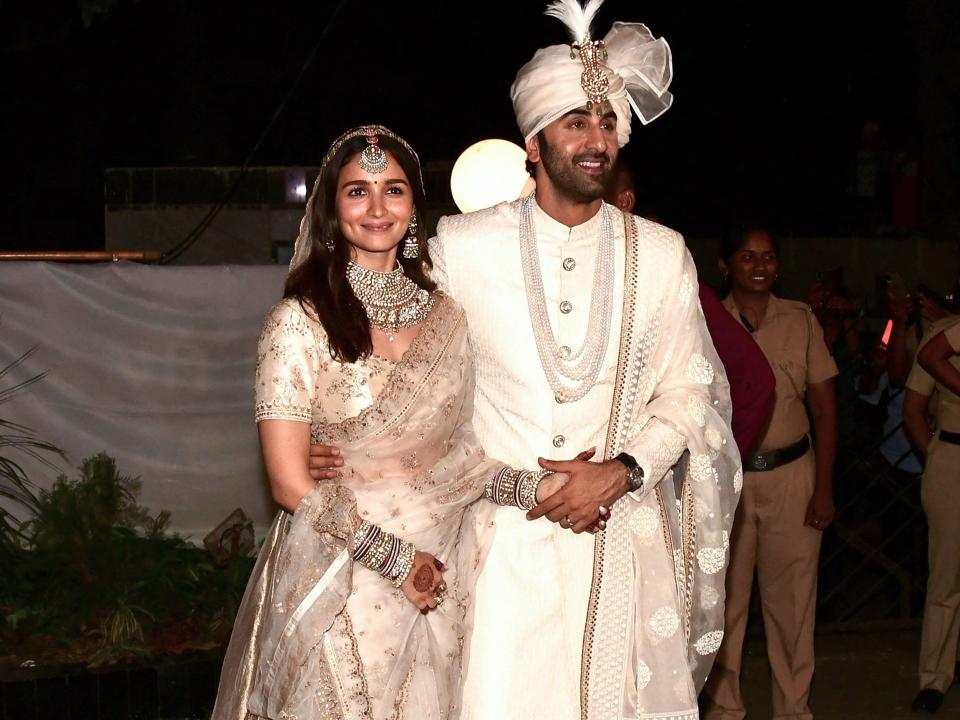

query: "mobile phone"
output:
880 319 894 347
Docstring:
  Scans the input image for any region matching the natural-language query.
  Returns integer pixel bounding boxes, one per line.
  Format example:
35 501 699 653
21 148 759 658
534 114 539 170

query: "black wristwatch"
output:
614 452 644 493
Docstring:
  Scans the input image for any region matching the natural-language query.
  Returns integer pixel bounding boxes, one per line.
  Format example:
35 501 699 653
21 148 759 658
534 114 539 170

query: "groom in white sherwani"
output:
311 2 742 718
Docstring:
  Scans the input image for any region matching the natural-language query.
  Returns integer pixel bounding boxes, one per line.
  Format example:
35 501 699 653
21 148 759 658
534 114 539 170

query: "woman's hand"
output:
804 488 836 531
535 446 596 502
400 551 446 613
536 472 570 503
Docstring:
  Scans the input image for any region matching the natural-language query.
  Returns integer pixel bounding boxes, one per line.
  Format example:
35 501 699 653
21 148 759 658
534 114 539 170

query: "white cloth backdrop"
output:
0 261 288 540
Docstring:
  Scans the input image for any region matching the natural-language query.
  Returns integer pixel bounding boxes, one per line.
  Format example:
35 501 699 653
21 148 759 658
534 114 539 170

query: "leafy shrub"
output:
0 453 253 671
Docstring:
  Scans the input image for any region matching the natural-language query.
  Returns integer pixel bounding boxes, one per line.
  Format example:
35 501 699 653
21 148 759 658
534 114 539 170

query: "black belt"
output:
939 430 960 446
744 436 810 472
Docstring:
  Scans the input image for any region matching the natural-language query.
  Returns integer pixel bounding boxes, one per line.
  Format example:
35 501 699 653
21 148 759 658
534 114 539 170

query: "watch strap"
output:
614 451 639 470
614 452 644 493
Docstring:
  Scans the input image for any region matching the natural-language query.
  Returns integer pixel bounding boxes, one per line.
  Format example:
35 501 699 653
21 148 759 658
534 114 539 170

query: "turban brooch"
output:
512 0 674 147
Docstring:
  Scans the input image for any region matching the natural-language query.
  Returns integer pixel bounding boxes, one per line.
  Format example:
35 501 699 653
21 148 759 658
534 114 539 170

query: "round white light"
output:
450 139 535 214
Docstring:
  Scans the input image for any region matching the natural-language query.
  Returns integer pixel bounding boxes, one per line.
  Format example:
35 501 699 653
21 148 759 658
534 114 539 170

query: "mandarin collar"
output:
531 198 606 245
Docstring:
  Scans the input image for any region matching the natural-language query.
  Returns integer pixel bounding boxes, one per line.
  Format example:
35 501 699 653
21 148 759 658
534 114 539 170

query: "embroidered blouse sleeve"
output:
254 299 321 423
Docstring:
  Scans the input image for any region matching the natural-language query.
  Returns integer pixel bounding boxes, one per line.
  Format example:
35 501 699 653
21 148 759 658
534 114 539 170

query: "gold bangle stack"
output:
485 466 552 511
390 541 416 588
352 520 416 587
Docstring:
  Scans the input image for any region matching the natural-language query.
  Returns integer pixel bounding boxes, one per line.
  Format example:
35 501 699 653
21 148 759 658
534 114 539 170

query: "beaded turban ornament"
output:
288 124 424 273
511 0 674 148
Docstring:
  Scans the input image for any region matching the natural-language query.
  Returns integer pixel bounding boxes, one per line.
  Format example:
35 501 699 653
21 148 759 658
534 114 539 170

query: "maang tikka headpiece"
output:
359 134 389 173
546 0 611 115
319 125 422 186
286 125 425 273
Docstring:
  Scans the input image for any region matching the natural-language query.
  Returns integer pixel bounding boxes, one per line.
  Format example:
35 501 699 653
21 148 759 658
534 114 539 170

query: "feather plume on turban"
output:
511 1 674 148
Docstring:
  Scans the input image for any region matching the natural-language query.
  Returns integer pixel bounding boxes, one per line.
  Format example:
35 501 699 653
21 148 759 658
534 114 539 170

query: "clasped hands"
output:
308 445 628 536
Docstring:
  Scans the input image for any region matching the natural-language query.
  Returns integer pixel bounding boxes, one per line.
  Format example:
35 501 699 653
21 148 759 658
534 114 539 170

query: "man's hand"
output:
526 458 629 533
308 443 344 480
535 470 609 534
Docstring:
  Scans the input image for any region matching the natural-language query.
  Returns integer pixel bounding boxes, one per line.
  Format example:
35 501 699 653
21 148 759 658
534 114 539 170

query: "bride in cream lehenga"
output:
211 125 578 720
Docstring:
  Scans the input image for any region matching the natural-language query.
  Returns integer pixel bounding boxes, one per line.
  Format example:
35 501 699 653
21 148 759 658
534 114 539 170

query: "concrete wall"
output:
104 167 958 305
106 205 306 265
104 165 457 265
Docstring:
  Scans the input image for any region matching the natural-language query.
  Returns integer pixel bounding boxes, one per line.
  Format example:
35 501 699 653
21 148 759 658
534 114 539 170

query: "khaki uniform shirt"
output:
907 316 960 433
722 294 838 452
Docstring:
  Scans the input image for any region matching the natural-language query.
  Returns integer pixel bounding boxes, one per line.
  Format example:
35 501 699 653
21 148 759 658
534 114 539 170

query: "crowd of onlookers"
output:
710 256 960 717
611 154 959 718
805 269 960 715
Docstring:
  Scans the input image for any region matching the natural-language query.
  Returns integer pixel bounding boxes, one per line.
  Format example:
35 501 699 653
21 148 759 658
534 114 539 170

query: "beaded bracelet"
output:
352 520 416 588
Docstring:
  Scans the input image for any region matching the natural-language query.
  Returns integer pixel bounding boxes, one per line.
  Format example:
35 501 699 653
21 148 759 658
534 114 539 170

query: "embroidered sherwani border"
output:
578 212 741 718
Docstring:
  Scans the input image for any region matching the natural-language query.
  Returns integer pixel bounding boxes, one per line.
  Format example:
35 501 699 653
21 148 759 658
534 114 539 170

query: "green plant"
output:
0 347 64 536
1 453 254 671
0 344 253 673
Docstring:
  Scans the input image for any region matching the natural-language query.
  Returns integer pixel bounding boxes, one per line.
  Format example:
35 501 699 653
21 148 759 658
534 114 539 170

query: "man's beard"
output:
539 134 613 204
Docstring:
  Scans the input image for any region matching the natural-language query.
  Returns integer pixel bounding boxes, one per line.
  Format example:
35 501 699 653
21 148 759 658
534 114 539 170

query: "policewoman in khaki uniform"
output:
904 316 960 714
704 225 838 720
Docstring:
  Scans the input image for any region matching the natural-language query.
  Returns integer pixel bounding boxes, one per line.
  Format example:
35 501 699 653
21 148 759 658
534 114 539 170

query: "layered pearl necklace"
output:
346 260 433 341
519 194 615 403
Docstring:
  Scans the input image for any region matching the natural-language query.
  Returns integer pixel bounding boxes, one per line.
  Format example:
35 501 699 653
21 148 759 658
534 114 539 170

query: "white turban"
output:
511 22 673 148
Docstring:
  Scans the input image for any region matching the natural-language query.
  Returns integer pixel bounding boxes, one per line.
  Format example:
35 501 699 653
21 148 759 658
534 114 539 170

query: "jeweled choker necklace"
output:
346 261 433 338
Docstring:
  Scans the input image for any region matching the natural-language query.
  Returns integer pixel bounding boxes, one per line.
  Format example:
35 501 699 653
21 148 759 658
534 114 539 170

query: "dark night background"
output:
3 0 960 254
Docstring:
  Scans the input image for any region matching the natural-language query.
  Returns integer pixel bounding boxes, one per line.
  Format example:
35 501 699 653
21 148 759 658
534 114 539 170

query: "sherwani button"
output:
553 435 565 448
563 257 576 271
558 345 572 359
559 301 573 314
